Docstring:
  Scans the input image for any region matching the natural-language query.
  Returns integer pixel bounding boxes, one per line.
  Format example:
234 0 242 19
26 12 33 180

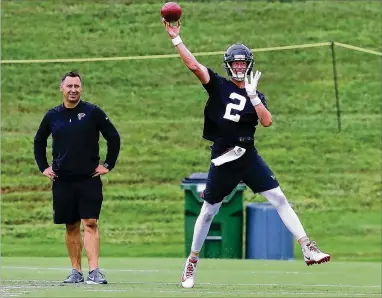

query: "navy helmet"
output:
223 43 254 81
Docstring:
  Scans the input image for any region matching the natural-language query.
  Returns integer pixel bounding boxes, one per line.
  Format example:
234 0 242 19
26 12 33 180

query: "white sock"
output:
191 201 222 253
260 187 307 240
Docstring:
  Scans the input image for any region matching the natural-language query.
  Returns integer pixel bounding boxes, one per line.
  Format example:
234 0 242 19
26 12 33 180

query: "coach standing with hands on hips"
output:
34 71 120 284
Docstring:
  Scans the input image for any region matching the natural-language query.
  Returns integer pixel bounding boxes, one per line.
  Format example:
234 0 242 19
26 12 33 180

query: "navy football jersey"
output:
202 68 268 147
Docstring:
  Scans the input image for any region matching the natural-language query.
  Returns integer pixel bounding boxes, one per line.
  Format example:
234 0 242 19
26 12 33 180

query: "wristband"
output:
250 96 262 106
171 36 182 46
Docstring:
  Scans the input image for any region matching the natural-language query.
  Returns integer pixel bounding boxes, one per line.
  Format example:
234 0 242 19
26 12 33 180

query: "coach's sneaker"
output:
63 269 84 283
181 257 198 288
302 241 331 266
86 268 108 284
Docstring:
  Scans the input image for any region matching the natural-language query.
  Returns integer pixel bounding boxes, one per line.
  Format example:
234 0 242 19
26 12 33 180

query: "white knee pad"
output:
260 186 288 209
199 201 222 223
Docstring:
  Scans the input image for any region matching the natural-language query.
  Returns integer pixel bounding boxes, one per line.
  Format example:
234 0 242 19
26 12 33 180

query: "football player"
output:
162 20 331 289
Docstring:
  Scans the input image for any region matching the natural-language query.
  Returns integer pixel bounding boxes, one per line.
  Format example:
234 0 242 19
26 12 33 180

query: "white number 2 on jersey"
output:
223 93 247 122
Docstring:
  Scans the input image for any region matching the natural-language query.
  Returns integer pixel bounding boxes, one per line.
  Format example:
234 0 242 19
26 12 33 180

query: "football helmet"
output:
223 43 254 81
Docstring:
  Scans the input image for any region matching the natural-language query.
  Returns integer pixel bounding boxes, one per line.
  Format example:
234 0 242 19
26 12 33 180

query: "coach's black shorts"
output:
202 146 279 205
52 176 103 224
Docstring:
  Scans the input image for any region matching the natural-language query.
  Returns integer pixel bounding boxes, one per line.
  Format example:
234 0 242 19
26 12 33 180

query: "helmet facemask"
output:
225 59 253 82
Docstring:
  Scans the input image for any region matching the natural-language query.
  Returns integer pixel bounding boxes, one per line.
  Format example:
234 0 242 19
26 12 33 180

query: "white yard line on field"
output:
84 288 381 297
2 266 158 272
1 266 360 277
2 283 380 298
3 279 380 289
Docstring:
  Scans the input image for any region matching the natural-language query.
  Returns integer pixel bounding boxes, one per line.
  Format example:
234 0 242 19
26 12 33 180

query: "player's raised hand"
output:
43 166 57 181
162 18 181 39
245 70 262 99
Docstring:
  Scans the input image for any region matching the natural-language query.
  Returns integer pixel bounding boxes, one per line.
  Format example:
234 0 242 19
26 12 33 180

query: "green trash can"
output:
181 173 246 259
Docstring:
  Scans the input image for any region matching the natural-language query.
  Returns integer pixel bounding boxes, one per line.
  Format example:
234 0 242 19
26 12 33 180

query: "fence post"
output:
331 41 341 132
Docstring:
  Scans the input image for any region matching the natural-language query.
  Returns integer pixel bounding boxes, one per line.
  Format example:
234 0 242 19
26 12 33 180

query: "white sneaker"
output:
302 241 331 266
181 258 198 288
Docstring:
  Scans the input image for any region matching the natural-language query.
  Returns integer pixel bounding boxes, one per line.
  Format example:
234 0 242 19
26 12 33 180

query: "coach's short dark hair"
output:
61 71 82 83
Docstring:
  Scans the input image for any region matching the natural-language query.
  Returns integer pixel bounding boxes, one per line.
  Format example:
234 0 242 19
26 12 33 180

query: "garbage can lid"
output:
181 172 246 187
247 202 293 209
182 172 208 184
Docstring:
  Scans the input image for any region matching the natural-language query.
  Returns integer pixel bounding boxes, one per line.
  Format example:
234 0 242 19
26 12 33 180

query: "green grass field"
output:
1 0 381 264
1 257 381 297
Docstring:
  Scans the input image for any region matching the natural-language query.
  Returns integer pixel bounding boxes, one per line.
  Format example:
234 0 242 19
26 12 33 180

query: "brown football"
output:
161 2 182 22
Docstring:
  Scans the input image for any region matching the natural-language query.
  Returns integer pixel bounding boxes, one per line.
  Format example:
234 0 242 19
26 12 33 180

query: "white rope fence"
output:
1 42 380 64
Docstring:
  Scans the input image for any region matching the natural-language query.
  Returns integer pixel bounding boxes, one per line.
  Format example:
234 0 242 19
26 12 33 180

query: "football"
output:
161 2 182 22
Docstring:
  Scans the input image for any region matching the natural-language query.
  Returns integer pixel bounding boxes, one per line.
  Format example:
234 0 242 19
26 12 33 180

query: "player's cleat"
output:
302 241 331 266
86 268 108 284
63 269 84 283
181 257 198 288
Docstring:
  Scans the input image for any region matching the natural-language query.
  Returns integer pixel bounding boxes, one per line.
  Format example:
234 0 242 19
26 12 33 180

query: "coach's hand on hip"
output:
92 164 109 177
43 166 57 181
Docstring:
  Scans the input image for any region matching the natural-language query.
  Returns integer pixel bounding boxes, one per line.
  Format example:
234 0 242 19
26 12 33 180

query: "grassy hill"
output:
1 0 381 261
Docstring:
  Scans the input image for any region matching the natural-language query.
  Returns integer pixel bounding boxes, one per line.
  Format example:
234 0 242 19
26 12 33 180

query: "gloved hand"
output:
245 70 262 106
